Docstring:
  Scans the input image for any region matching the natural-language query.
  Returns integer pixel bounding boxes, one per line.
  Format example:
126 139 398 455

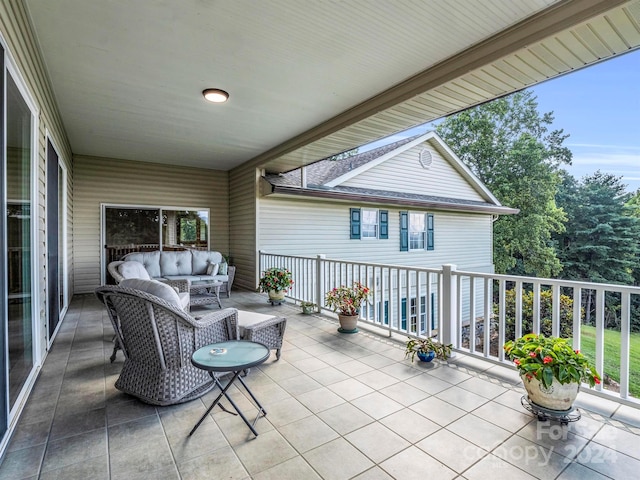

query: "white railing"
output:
259 251 640 406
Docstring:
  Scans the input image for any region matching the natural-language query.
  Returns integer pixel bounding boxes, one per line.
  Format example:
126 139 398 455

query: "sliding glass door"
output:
103 205 209 283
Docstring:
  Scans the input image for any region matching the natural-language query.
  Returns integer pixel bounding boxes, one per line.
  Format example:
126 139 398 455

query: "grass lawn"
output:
579 325 640 399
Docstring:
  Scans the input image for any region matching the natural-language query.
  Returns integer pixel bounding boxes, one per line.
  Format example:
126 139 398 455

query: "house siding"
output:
340 141 484 202
73 155 229 294
229 165 259 290
258 195 494 271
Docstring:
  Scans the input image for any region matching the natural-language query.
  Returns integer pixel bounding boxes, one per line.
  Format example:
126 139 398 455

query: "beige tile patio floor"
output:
1 291 640 479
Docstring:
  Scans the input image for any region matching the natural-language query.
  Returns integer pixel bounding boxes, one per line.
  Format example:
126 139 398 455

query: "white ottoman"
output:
236 310 287 360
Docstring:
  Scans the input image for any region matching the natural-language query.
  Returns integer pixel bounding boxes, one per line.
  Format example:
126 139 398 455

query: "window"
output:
403 296 427 333
400 211 434 251
350 208 388 240
361 209 378 238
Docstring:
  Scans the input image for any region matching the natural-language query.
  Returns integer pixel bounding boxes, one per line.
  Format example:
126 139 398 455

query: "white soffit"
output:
262 0 640 173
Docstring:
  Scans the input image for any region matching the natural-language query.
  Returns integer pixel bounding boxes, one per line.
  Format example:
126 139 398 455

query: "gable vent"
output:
419 149 432 169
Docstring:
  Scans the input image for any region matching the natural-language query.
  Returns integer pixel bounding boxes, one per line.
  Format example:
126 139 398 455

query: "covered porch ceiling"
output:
25 0 639 173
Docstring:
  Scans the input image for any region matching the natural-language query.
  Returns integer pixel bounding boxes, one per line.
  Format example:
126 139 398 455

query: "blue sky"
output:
363 49 640 192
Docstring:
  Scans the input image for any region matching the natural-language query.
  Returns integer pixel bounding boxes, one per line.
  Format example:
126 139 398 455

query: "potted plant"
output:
258 267 293 304
324 282 370 333
405 336 452 362
504 333 601 411
300 301 316 314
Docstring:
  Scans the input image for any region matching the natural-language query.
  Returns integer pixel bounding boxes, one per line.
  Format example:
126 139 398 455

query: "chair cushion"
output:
120 278 185 310
192 250 223 274
237 310 277 337
123 251 161 278
118 261 151 280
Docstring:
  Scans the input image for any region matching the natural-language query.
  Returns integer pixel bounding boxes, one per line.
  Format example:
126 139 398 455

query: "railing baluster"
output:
595 288 605 392
620 291 630 399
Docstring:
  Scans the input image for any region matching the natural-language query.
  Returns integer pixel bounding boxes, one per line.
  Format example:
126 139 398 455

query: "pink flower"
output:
514 359 520 365
594 376 601 385
543 356 553 364
529 352 537 357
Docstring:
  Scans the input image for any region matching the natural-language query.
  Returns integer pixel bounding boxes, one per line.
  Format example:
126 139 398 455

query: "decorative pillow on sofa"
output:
206 263 219 276
120 278 189 311
218 262 228 275
119 261 151 280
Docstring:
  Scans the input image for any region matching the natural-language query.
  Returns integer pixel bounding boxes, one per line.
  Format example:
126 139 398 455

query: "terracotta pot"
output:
268 290 285 301
338 313 358 332
521 374 579 411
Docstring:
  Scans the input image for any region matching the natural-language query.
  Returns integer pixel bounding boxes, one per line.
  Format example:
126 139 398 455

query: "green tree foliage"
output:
554 172 640 330
501 288 575 341
436 91 571 277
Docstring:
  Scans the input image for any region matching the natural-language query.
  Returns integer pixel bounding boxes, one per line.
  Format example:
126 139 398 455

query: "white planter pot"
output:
521 374 579 411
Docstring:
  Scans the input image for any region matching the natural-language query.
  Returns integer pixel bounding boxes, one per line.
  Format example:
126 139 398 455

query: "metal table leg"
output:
189 371 241 436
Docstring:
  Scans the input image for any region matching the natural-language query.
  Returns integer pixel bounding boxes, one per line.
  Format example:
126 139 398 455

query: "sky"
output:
363 48 640 192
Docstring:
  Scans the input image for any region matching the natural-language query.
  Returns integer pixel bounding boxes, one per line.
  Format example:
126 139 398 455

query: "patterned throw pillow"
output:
206 263 219 276
218 262 228 275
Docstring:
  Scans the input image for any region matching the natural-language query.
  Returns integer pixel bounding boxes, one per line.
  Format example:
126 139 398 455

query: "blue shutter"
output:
401 298 407 330
384 300 389 325
400 211 408 251
350 208 361 239
379 210 388 239
427 213 434 250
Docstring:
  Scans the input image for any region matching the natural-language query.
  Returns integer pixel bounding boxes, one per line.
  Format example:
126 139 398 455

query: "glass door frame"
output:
45 132 68 347
3 44 41 428
100 203 210 285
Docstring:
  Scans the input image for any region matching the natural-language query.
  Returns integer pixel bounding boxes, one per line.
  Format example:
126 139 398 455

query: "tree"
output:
436 91 571 277
554 172 640 329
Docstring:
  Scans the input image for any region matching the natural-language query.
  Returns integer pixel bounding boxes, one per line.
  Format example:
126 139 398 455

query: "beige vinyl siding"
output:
229 165 259 290
0 1 73 358
340 142 484 202
258 196 493 271
73 155 229 294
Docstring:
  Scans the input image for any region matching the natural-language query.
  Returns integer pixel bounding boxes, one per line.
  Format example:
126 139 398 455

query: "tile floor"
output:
1 291 640 479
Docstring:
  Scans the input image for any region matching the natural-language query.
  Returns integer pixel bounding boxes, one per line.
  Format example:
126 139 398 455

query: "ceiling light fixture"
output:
202 88 229 103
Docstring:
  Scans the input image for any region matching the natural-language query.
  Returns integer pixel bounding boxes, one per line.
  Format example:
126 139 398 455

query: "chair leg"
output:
276 348 281 360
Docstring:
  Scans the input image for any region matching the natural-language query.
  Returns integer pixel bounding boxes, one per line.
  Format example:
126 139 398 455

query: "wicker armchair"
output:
95 285 238 406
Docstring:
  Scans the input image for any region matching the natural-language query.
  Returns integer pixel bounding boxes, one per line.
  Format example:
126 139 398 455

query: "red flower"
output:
594 376 601 385
575 349 580 354
513 359 520 365
543 356 553 364
529 352 537 357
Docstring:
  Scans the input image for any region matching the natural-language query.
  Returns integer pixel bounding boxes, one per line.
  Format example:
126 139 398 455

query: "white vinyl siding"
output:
73 156 229 294
258 196 493 271
341 142 484 202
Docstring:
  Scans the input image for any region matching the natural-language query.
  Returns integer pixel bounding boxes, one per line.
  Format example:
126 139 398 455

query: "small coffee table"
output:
189 340 270 437
190 280 223 309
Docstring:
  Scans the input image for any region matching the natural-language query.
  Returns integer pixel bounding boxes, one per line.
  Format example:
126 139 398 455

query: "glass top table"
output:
189 340 270 437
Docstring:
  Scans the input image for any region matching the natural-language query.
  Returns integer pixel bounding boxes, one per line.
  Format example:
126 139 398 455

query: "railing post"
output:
258 250 264 289
442 264 457 351
316 255 325 312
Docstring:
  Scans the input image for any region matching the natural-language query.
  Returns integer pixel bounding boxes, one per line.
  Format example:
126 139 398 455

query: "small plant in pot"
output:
300 301 316 314
324 282 370 333
504 333 601 411
258 267 293 304
405 336 452 362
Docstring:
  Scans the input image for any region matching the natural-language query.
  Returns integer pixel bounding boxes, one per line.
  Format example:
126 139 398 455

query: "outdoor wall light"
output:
202 88 229 103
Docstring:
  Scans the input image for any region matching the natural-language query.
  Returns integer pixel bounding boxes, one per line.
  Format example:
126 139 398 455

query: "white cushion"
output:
120 278 186 311
118 261 151 280
237 310 277 337
206 263 219 276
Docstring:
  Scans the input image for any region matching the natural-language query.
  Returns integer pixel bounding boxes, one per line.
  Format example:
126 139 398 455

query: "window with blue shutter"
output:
399 211 408 251
350 208 361 239
378 300 389 325
379 210 388 239
427 213 434 250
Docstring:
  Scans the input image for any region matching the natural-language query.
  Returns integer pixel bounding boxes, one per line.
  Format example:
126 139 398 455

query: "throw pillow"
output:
118 261 151 280
218 262 228 275
120 278 182 309
206 263 219 276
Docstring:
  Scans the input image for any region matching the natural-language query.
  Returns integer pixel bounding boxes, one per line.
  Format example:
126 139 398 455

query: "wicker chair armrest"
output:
192 308 239 348
107 261 126 284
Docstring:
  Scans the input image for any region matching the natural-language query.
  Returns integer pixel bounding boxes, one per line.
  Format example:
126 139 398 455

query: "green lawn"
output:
579 325 640 399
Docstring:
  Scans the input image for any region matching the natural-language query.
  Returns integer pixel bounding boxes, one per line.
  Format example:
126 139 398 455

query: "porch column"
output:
441 264 457 351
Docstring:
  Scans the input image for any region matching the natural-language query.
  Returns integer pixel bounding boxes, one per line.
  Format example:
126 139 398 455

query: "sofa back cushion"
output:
118 261 151 280
123 251 161 278
160 251 192 276
192 250 223 275
120 278 183 309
